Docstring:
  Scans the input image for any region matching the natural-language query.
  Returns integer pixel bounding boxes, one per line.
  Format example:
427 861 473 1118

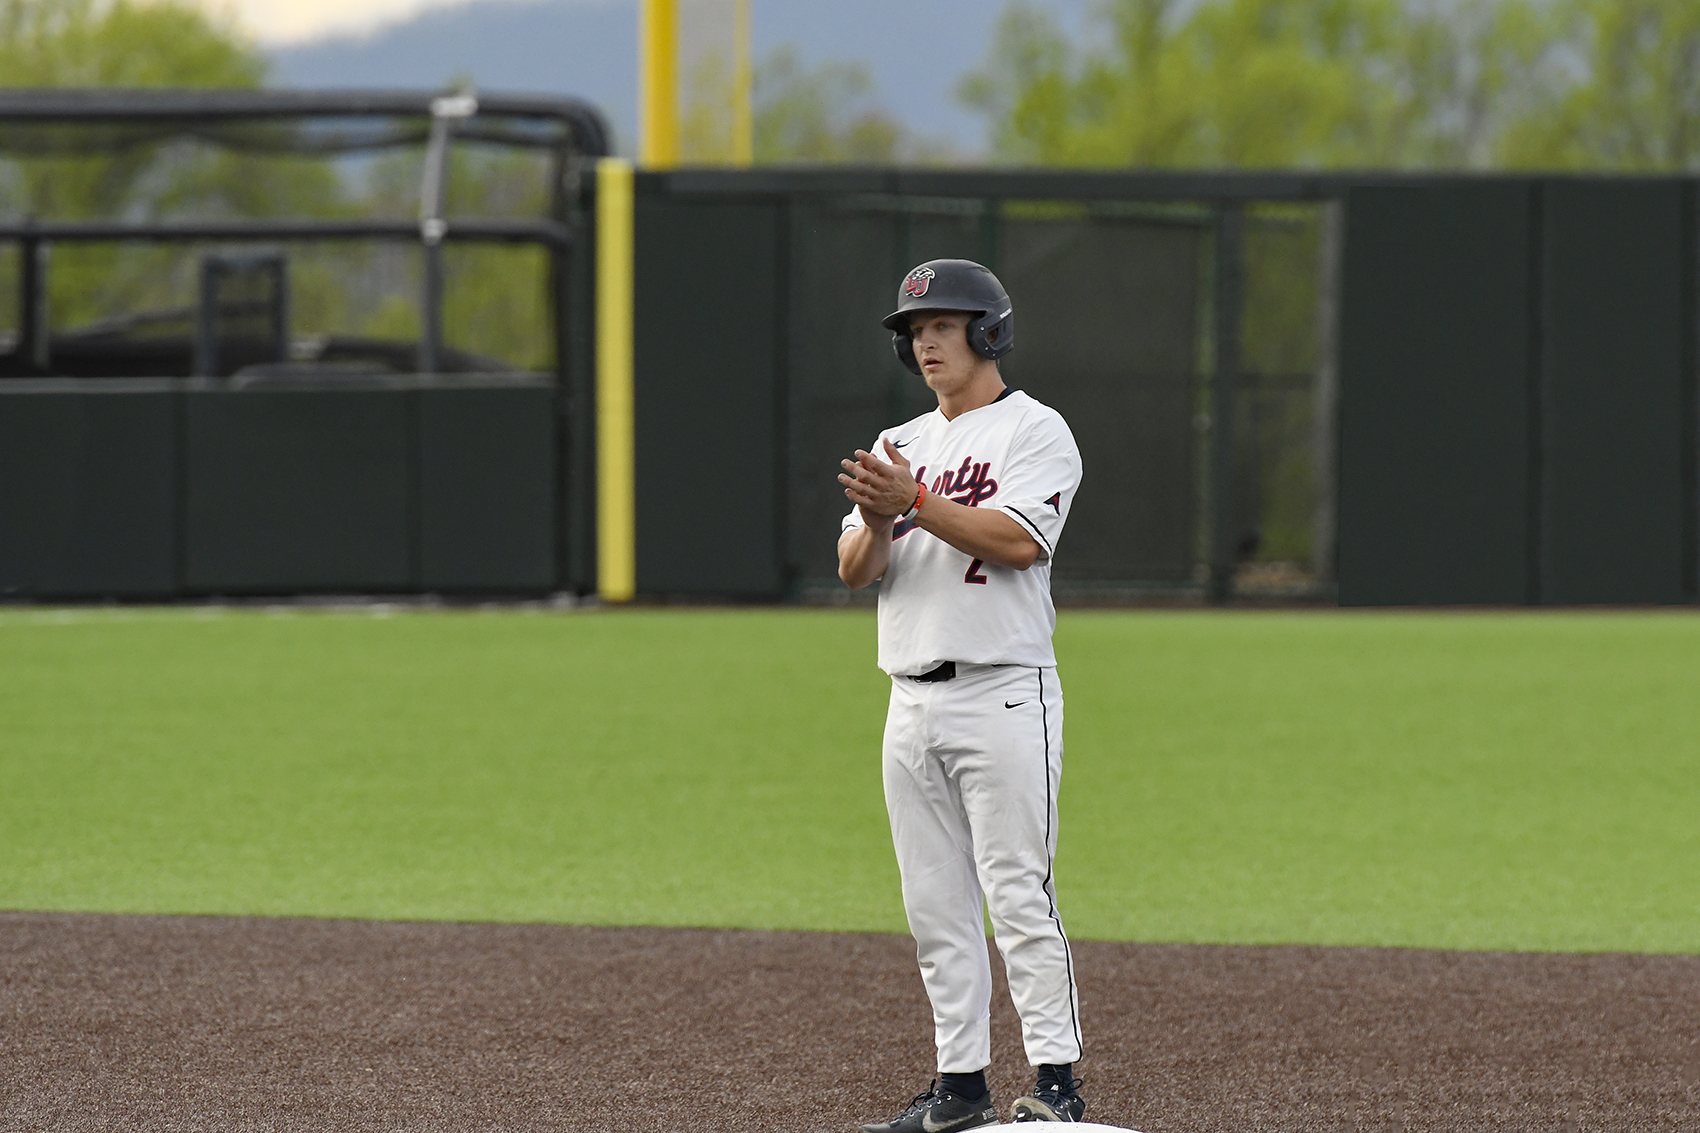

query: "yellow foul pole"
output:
595 159 636 603
640 0 677 167
732 0 752 166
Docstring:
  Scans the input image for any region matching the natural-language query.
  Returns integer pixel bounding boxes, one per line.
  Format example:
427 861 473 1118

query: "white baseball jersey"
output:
841 388 1082 676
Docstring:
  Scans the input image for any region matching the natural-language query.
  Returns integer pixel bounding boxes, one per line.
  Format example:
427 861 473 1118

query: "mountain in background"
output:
268 0 1095 159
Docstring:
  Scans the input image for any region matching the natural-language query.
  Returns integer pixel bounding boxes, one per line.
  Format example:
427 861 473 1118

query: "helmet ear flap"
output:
966 308 1015 361
892 331 922 376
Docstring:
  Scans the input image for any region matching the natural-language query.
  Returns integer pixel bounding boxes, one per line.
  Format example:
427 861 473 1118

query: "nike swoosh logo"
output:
892 439 912 448
1004 700 1026 709
922 1109 994 1133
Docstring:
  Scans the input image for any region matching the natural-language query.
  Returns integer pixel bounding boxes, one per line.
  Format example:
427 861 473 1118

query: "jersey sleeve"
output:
995 411 1082 562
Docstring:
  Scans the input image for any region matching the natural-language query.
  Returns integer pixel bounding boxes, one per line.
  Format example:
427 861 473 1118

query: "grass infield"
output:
2 606 1696 953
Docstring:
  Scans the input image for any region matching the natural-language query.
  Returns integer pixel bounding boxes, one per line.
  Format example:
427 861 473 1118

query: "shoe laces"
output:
1035 1075 1083 1101
892 1079 943 1121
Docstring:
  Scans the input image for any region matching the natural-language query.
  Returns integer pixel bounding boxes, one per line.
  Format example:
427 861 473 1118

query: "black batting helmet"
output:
882 259 1014 376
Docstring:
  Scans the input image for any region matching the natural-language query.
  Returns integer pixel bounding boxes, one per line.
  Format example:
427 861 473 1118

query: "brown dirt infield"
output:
1 912 1695 1132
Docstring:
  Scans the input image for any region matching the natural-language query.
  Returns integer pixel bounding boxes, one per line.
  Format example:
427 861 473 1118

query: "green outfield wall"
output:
0 376 557 599
3 169 1698 605
1337 179 1698 607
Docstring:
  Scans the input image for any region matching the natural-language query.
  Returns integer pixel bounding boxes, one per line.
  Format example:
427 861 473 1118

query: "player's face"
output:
907 311 979 394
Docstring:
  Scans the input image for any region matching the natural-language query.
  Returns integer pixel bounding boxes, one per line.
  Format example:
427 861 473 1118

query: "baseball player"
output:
838 260 1086 1129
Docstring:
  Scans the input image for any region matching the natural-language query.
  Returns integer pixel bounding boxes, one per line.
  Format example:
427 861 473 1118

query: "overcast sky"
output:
213 0 486 44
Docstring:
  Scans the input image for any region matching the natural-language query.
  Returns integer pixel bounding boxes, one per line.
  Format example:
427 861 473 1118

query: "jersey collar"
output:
939 385 1015 424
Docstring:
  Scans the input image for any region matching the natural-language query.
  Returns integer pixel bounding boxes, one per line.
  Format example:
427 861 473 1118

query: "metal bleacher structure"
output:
0 89 1695 607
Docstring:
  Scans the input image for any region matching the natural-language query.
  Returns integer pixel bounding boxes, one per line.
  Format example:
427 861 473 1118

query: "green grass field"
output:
3 606 1697 954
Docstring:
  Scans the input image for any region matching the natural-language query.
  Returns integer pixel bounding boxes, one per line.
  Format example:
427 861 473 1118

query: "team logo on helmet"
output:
902 266 935 298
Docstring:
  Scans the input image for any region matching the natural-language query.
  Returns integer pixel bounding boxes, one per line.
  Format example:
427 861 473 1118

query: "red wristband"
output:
902 482 925 521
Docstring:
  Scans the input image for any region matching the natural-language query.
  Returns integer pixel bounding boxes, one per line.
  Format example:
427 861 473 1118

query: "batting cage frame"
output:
0 88 610 600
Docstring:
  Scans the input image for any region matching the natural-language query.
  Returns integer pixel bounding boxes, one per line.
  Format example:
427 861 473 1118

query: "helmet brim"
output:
882 304 988 334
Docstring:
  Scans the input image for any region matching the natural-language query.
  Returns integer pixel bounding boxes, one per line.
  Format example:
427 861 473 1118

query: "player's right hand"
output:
839 445 919 518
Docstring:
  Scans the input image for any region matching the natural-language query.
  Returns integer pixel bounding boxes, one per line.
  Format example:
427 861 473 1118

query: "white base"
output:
1022 1125 1139 1132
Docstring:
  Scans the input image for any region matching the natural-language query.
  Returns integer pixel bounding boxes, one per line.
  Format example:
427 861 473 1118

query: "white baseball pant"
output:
882 662 1082 1073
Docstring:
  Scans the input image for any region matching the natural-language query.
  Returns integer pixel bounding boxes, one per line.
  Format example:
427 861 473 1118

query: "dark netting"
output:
786 200 993 589
1232 206 1328 593
785 202 914 587
786 198 1208 595
0 238 525 381
0 93 585 382
998 212 1203 587
1232 372 1314 577
23 242 198 378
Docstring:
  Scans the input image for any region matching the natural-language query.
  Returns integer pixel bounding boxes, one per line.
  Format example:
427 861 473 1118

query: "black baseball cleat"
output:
1009 1075 1085 1122
859 1079 1000 1133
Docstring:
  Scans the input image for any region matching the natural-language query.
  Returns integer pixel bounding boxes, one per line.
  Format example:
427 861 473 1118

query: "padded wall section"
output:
184 388 411 592
0 383 177 597
1540 181 1689 604
417 383 557 591
1338 185 1534 606
633 195 782 596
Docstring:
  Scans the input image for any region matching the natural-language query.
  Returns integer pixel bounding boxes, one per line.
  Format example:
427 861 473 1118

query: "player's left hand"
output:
839 439 920 518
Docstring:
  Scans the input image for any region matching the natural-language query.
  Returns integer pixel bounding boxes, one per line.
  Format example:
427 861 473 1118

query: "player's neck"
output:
934 366 1006 421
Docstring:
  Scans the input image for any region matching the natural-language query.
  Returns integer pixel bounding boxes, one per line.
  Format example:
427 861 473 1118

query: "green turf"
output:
2 606 1697 953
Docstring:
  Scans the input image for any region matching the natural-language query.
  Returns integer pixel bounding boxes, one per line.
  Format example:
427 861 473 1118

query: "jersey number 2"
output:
964 558 988 585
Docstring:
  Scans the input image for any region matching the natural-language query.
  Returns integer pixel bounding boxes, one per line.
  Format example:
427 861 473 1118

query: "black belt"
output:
911 661 956 683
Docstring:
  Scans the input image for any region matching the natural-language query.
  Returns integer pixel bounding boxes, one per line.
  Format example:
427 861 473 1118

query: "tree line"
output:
7 0 1700 171
731 0 1700 171
959 0 1700 170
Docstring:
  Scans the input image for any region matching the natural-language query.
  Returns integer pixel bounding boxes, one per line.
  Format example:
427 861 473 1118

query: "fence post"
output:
18 235 47 373
595 158 637 602
1684 180 1699 601
419 93 477 375
1312 198 1343 588
640 0 678 168
1208 204 1244 603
